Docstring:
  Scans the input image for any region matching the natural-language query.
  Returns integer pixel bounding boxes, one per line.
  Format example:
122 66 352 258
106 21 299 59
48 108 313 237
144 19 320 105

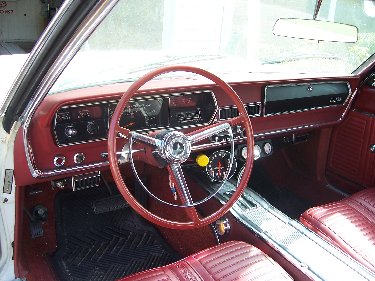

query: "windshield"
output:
50 0 375 93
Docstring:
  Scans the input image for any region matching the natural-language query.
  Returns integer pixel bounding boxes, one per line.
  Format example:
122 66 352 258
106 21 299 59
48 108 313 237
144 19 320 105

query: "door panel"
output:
327 86 375 193
354 86 375 114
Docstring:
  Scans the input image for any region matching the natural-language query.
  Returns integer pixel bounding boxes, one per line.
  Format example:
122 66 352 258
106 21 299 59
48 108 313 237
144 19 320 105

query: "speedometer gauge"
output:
206 150 237 182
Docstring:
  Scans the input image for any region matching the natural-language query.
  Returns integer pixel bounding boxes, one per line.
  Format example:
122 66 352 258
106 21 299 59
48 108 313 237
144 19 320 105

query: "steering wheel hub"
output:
159 131 191 163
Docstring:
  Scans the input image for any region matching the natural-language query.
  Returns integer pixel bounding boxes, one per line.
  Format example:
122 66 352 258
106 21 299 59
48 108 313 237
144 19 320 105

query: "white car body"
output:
0 54 27 281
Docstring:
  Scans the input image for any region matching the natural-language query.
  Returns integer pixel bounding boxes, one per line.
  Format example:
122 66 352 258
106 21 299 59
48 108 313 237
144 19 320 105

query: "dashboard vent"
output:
219 103 260 120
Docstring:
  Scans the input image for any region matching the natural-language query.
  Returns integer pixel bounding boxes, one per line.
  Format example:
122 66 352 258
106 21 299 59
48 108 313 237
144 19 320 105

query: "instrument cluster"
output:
53 91 216 146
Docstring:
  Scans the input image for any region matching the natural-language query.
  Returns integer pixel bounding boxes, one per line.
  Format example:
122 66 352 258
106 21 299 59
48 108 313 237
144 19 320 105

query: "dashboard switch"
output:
73 153 85 164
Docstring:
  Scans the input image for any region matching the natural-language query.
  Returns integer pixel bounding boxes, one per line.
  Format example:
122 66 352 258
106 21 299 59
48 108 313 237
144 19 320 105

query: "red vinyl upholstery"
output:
118 241 292 281
301 188 375 271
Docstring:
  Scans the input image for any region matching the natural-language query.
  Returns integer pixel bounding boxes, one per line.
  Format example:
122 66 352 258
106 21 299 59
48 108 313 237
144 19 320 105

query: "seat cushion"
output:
300 188 375 271
118 241 292 281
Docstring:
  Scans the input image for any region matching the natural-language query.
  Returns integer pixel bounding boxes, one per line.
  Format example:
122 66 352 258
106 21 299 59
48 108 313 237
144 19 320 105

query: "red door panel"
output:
327 87 375 193
354 86 375 114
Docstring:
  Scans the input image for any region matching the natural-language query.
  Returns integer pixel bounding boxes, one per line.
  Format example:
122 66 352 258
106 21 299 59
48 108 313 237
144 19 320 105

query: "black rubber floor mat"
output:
51 188 179 281
249 164 314 219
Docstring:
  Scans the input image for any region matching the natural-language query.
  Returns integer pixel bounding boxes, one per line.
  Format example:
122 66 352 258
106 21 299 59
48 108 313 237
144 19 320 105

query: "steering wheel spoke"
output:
168 164 193 206
131 131 161 148
168 163 201 223
187 121 231 144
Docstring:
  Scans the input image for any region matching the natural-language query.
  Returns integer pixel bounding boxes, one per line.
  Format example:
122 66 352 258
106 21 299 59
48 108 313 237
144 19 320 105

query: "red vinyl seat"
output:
118 241 292 281
300 188 375 271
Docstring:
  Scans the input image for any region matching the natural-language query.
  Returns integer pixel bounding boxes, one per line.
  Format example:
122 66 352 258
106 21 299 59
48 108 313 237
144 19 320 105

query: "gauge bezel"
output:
206 150 237 182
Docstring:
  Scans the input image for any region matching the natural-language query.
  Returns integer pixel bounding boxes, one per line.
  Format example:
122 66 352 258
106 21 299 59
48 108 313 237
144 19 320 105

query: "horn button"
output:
159 131 191 163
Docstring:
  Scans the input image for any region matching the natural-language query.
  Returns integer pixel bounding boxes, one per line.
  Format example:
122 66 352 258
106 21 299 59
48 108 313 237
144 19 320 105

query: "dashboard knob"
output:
263 142 273 155
65 126 77 137
73 153 85 164
196 154 209 167
254 145 261 160
87 121 99 135
53 155 66 167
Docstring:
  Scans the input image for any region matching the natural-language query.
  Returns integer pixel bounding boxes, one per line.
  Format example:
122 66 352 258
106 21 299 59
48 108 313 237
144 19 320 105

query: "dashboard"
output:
14 75 359 185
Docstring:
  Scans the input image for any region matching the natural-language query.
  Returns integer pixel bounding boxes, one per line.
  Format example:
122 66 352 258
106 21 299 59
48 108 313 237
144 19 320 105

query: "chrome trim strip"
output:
37 161 108 178
263 103 343 117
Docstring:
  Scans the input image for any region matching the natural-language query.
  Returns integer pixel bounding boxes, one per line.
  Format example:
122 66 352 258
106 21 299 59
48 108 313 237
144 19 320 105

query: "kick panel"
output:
327 111 375 189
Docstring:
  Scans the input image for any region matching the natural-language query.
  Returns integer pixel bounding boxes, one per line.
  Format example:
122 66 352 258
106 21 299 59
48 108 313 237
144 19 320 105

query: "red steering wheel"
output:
108 66 254 229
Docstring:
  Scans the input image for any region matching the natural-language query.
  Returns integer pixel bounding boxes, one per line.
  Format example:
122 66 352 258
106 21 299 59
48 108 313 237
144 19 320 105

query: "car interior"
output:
5 0 375 281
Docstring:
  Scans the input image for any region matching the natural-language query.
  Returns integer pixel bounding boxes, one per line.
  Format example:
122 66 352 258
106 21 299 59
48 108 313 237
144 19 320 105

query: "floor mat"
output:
51 188 179 281
249 163 314 219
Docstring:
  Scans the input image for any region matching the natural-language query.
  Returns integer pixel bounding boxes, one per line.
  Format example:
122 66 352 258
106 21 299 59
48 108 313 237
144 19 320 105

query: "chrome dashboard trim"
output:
262 103 345 117
37 161 109 178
